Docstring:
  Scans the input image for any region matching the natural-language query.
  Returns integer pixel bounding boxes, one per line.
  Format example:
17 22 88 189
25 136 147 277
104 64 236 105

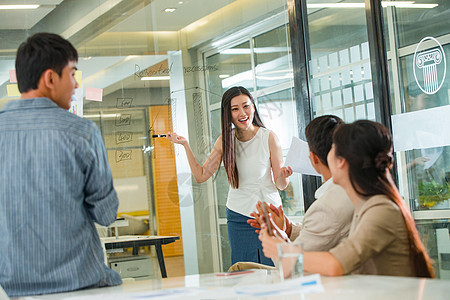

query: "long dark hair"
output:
333 120 434 278
221 86 265 189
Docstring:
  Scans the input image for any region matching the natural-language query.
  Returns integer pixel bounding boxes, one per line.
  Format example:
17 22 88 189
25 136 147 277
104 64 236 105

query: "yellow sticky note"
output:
7 84 21 97
75 70 82 85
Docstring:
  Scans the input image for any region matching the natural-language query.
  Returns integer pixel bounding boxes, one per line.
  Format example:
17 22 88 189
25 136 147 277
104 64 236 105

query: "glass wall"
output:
299 0 450 279
202 14 302 270
305 0 375 124
383 0 450 279
0 0 298 275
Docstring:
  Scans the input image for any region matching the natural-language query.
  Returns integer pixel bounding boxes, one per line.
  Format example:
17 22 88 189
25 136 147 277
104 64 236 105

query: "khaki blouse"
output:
330 195 415 276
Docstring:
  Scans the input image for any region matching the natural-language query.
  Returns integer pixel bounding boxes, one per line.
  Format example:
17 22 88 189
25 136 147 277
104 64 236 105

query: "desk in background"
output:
102 235 179 278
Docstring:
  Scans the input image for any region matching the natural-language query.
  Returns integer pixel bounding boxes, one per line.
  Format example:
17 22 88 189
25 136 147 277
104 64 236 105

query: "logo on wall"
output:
413 36 446 95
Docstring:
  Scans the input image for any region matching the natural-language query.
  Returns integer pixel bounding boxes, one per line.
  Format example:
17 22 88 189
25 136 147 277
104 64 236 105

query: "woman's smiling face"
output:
230 94 255 130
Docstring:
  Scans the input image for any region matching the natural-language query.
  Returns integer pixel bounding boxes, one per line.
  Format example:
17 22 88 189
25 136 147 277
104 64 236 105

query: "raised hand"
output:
166 132 187 146
279 166 293 179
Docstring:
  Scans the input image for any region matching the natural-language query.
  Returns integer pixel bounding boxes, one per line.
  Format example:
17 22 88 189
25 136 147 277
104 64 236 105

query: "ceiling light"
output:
163 8 176 13
307 2 438 9
382 1 414 6
256 74 294 81
141 76 170 81
0 5 40 9
220 49 251 55
382 2 438 8
307 3 365 8
84 113 119 119
178 1 184 4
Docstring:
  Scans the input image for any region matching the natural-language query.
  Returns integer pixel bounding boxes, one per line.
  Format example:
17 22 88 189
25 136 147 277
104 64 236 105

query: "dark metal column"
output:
365 0 393 129
287 0 321 212
365 0 398 182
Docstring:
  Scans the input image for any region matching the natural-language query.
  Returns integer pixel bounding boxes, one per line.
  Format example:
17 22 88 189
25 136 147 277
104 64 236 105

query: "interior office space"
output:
0 0 448 279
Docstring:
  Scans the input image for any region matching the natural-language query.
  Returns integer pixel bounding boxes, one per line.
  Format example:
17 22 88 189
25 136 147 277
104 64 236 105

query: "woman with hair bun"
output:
260 120 434 277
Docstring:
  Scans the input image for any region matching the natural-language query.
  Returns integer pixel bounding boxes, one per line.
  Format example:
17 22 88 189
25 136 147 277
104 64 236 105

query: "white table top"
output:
101 235 178 243
19 270 450 300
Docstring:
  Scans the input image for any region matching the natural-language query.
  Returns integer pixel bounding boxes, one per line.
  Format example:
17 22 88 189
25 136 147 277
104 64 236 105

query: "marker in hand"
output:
152 134 167 138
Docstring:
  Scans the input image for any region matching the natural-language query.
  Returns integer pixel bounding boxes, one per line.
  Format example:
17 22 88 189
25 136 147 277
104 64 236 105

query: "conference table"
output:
22 269 450 299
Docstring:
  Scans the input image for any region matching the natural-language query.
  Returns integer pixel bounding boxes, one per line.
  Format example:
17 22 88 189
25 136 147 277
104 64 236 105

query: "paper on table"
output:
46 288 200 300
234 273 324 297
48 287 234 300
284 136 320 176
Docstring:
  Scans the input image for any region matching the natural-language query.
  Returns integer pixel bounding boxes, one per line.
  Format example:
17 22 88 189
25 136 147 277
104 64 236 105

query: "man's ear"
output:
40 69 55 89
310 152 320 165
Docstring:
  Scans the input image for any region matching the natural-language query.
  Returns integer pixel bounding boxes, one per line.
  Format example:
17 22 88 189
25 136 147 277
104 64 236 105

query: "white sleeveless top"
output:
226 127 282 217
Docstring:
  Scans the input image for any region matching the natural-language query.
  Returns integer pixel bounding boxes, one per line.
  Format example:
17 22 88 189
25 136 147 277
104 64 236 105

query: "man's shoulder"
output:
313 182 354 214
52 110 98 139
318 182 348 201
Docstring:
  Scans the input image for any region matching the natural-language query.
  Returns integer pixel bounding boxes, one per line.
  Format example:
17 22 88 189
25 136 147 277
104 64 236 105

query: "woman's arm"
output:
303 252 344 276
259 222 343 276
268 131 292 190
167 132 222 183
259 222 289 260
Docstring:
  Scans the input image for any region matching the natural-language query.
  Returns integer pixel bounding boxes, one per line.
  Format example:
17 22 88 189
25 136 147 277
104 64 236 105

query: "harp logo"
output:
413 36 446 95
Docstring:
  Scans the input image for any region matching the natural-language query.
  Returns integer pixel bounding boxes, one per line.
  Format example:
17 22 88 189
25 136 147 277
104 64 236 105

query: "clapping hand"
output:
248 201 288 235
258 213 290 259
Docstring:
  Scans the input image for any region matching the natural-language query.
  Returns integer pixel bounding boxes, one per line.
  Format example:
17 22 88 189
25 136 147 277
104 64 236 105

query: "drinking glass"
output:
277 242 303 280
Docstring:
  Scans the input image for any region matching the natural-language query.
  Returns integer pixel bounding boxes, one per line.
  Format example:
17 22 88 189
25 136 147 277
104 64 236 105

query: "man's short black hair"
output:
305 115 344 167
15 32 78 93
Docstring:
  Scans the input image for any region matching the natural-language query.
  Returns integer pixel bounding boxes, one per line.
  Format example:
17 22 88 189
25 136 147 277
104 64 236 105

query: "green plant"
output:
418 180 449 208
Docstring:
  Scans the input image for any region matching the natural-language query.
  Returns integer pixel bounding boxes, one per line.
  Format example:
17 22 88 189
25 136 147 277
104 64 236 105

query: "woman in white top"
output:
167 86 292 266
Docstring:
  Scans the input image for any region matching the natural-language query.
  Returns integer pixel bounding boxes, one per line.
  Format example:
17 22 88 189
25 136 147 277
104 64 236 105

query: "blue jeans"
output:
226 208 274 267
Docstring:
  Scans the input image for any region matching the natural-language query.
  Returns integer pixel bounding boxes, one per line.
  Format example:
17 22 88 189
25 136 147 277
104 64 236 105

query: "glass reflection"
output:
254 25 292 89
306 0 375 122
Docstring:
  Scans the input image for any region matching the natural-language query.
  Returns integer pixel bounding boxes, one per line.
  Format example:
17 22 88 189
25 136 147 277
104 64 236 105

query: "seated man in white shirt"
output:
230 115 354 271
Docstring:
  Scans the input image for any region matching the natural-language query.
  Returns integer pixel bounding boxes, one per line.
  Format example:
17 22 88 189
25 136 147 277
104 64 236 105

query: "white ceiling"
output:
108 0 234 32
0 0 236 32
0 0 367 100
0 0 63 30
0 0 237 98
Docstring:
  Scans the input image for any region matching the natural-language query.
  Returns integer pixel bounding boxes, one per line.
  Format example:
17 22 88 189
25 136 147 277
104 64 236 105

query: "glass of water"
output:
277 242 303 280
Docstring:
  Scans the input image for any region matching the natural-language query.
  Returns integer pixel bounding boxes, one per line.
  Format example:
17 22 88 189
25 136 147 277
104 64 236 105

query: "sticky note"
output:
85 87 103 102
7 84 21 97
75 70 82 85
9 70 17 83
